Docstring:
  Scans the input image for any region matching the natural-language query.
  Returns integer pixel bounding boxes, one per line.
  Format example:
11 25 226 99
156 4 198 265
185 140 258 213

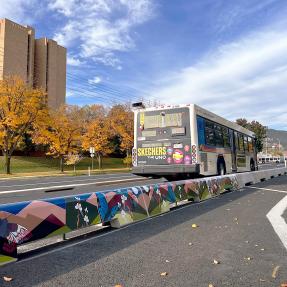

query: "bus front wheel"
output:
250 159 256 171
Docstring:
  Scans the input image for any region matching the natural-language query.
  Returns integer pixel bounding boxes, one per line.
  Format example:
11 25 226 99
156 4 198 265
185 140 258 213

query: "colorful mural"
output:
0 175 239 266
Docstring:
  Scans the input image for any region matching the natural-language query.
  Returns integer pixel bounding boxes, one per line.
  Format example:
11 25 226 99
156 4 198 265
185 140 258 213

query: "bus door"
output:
230 130 237 172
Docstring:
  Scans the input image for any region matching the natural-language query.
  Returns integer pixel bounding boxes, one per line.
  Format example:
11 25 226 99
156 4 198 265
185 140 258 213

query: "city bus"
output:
132 103 257 178
257 154 281 164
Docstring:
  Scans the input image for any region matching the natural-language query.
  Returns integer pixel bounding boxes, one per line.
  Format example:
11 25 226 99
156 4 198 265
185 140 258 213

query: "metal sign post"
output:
89 147 95 171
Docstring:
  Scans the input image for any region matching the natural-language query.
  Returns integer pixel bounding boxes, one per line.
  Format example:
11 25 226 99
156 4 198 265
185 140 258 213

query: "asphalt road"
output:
0 163 284 205
0 175 287 287
0 173 161 204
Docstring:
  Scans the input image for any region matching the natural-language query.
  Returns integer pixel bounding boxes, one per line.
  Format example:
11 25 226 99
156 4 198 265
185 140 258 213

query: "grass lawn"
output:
0 156 127 175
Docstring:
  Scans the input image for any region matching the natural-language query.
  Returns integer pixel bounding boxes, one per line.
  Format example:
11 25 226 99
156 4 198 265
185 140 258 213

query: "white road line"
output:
0 174 137 189
266 195 287 251
0 172 130 181
246 186 287 194
0 177 146 195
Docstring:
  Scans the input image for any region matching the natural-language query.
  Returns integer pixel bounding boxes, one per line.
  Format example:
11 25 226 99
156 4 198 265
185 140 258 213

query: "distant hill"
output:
267 129 287 149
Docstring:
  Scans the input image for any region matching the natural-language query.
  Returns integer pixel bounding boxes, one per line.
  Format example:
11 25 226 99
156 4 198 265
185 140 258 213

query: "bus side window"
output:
244 136 248 153
234 131 239 150
214 124 224 147
252 138 256 152
248 137 253 152
222 127 230 148
238 134 244 152
197 116 205 145
205 120 215 146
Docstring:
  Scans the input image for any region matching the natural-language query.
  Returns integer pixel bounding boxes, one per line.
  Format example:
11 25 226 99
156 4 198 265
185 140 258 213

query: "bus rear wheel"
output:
217 162 226 176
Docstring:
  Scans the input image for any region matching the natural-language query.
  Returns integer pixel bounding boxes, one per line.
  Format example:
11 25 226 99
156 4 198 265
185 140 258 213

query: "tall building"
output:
0 18 66 109
34 38 66 108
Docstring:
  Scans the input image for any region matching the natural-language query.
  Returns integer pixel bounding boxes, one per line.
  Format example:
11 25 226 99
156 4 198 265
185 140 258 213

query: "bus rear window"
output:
144 113 182 129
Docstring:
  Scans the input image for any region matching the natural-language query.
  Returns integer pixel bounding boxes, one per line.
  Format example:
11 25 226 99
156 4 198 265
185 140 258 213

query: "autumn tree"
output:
108 104 134 157
81 104 107 124
0 76 47 174
33 105 83 172
236 118 267 152
82 105 113 169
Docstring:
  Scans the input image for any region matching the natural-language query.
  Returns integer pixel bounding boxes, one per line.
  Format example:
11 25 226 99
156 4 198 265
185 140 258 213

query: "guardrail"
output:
0 167 286 266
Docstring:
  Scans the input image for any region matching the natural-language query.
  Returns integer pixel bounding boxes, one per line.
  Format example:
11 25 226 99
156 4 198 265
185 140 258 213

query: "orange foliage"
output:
108 104 134 153
0 76 47 173
33 105 83 172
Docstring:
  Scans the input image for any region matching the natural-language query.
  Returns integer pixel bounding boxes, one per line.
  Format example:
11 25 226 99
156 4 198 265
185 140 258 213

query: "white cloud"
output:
47 0 77 16
67 55 83 66
0 0 37 24
66 90 74 98
49 0 154 68
148 28 287 129
88 76 102 84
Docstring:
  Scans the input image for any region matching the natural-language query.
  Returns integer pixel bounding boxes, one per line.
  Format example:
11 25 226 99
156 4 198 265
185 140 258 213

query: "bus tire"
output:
250 159 255 171
217 159 226 176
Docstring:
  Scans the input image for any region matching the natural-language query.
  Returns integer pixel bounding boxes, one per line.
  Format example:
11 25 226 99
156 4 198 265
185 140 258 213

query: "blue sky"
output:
1 0 287 129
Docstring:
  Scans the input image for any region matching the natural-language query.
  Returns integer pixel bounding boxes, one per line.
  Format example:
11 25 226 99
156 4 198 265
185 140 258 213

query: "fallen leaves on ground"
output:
188 242 193 246
208 284 215 287
160 272 168 276
165 260 170 263
280 284 287 287
213 259 220 265
272 265 280 279
244 257 252 261
192 224 198 228
3 277 13 282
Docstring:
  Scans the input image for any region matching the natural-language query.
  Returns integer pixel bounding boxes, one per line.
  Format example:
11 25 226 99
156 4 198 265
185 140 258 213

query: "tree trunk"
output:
98 154 102 169
60 156 64 173
4 152 11 174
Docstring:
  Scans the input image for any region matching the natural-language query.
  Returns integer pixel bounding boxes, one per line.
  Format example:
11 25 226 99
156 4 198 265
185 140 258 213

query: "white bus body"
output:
132 104 257 177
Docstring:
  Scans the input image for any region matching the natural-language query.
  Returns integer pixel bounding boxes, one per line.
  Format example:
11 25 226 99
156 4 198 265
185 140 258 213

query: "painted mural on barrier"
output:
66 193 100 230
0 198 66 264
96 188 149 225
0 174 240 265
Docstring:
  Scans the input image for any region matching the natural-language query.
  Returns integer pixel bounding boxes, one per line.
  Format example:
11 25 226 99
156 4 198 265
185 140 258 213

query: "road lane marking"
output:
246 186 287 194
266 195 287 251
0 174 137 189
0 177 148 195
0 172 130 181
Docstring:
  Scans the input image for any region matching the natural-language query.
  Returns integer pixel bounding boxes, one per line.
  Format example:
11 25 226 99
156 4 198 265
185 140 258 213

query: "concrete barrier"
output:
0 168 286 266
